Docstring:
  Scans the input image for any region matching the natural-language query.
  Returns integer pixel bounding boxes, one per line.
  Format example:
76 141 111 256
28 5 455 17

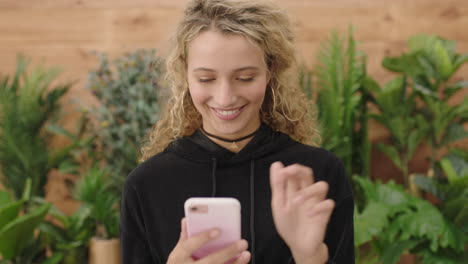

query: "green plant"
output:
36 199 94 264
73 166 120 239
364 76 429 189
413 148 468 231
0 179 51 264
309 27 371 178
85 49 163 193
363 35 468 190
382 34 468 169
354 177 467 264
0 55 89 201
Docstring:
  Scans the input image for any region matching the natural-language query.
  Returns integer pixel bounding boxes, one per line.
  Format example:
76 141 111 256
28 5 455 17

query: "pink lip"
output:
210 105 245 121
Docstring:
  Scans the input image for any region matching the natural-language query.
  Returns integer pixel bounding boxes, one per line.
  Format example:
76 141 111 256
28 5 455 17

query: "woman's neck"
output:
200 124 261 153
209 136 253 153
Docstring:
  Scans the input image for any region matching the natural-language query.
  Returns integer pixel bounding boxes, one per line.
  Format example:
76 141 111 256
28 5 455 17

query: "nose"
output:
213 79 237 107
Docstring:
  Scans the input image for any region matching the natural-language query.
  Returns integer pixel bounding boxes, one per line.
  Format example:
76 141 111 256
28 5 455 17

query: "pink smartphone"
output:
184 197 242 261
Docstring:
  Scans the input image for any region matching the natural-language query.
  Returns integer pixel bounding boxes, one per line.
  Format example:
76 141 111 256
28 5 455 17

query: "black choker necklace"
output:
200 126 261 149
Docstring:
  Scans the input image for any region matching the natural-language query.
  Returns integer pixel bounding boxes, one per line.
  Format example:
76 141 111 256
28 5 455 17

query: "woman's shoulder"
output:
124 150 176 187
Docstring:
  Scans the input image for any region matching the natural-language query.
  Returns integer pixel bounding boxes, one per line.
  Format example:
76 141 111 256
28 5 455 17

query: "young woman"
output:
120 0 355 263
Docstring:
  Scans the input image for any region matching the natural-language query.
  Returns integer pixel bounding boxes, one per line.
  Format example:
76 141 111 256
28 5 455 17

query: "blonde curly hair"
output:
140 0 320 161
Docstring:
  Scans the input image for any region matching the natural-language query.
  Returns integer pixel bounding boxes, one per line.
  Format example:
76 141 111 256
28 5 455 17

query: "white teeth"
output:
215 108 241 116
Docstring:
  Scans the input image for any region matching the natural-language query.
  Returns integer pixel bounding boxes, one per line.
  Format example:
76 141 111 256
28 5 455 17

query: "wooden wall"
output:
0 0 467 213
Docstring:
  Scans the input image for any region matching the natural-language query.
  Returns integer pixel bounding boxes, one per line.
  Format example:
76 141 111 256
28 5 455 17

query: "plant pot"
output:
89 237 121 264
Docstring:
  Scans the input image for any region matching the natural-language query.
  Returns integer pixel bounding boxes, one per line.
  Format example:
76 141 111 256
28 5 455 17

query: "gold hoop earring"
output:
181 88 190 118
270 86 277 115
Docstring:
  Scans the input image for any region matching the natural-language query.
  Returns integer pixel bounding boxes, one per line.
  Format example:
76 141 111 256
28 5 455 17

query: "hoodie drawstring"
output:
249 159 256 264
211 158 217 197
209 157 256 264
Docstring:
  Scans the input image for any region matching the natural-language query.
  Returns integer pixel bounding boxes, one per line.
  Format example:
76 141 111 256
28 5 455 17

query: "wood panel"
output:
0 1 466 134
0 0 467 216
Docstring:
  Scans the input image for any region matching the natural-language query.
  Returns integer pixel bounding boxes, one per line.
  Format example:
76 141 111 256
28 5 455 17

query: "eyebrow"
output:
193 66 260 73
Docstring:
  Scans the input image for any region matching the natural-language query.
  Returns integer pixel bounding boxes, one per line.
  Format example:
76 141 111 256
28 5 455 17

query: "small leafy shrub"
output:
311 27 371 179
85 49 163 193
366 35 468 184
354 177 467 264
0 56 90 201
73 166 119 239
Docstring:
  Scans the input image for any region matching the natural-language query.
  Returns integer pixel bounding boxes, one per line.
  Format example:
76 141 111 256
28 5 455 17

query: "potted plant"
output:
73 166 120 264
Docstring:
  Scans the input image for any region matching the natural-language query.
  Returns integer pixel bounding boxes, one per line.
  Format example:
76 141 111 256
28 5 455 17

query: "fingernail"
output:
241 251 250 261
272 161 283 168
209 229 220 238
237 240 247 250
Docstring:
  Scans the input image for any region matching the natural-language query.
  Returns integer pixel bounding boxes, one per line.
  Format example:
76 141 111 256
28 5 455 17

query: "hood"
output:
167 122 295 165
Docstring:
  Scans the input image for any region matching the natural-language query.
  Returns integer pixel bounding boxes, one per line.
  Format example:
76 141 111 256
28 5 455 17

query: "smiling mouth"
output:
213 107 242 116
210 105 246 119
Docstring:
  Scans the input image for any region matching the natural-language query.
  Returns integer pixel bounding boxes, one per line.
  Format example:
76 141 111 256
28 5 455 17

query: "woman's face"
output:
186 30 269 139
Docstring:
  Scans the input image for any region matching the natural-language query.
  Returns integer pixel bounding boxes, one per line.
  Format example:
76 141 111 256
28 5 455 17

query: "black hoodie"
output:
120 123 355 263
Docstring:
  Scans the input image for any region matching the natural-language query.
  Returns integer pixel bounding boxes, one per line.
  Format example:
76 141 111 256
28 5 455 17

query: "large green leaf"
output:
419 247 468 264
433 41 453 80
440 158 459 184
439 218 465 251
441 123 468 146
376 181 408 210
392 201 449 252
390 117 408 144
0 200 24 231
380 240 420 264
413 175 441 199
446 153 468 178
376 77 405 113
362 76 381 94
451 54 468 75
354 202 390 246
0 203 50 260
0 191 12 208
382 54 422 75
445 198 468 229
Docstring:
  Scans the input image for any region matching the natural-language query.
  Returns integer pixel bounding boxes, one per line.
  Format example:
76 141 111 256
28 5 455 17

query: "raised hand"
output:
269 162 335 264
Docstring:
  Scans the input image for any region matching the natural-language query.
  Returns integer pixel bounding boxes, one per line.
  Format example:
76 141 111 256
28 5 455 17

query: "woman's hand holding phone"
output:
167 218 251 264
269 162 335 264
